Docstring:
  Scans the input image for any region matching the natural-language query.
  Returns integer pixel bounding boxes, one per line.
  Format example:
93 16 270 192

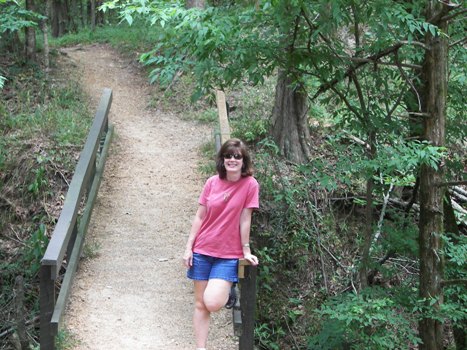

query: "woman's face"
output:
223 149 243 174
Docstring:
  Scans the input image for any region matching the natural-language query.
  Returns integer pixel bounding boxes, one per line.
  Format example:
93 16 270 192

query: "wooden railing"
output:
215 90 258 350
39 89 113 350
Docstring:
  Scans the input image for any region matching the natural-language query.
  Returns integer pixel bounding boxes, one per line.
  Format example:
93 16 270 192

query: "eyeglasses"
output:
224 153 243 160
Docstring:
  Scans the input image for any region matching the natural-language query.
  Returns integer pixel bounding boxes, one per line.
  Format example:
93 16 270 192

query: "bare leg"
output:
203 278 232 312
193 280 210 348
193 279 233 348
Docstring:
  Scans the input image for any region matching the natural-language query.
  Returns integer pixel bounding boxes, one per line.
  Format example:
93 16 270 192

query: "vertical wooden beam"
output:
40 265 55 350
239 265 257 350
215 90 231 144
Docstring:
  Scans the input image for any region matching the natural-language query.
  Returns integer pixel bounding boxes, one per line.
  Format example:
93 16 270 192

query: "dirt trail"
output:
62 44 238 350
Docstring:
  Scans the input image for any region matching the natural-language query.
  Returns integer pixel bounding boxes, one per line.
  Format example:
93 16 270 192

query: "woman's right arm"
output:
183 204 207 267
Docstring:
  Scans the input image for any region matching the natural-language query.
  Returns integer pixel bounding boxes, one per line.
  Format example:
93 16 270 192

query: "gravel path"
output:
62 44 238 350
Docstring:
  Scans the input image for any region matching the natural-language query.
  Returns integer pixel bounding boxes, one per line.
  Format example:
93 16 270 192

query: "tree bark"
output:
418 2 449 349
59 0 69 36
69 0 78 31
25 0 36 62
271 70 310 163
50 0 65 37
50 0 58 37
90 0 96 31
358 131 376 290
42 0 52 76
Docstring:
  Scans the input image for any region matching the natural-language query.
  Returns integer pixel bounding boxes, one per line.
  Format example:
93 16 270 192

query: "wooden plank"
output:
50 125 114 333
238 258 250 279
215 90 231 144
42 89 112 278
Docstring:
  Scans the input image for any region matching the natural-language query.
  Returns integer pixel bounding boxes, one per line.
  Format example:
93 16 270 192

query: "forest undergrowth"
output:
0 49 93 349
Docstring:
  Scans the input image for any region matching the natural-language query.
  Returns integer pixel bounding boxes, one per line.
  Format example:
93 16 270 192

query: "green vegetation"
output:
54 328 80 350
82 240 102 260
0 42 92 348
1 0 466 349
49 23 160 54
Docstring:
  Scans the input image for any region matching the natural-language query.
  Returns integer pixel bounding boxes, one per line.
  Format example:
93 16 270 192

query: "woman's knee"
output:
194 298 209 312
195 293 221 313
203 297 224 312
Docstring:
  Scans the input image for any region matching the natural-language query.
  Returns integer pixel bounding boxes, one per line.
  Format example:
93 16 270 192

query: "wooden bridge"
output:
39 88 257 350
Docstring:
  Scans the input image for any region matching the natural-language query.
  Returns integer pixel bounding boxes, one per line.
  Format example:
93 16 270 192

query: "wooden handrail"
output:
40 88 113 350
41 88 112 276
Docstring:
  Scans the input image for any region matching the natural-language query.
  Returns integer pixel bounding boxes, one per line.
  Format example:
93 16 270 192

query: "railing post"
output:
215 90 231 143
40 264 55 350
239 265 257 350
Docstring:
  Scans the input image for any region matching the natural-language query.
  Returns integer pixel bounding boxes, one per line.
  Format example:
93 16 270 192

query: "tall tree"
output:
270 3 311 163
418 1 450 348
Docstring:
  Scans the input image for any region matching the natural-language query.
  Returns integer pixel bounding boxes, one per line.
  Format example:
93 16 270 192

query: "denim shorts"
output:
187 253 239 283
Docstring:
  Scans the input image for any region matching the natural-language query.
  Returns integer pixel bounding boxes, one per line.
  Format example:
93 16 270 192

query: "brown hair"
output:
216 138 254 179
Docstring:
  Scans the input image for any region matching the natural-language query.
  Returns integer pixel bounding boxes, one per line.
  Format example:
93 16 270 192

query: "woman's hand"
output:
182 249 193 268
244 253 259 266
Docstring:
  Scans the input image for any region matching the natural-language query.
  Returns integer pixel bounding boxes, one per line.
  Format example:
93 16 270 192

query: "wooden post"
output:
40 264 55 350
215 90 231 143
239 265 257 350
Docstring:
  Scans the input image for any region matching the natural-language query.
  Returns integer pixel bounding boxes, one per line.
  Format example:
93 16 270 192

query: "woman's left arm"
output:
240 208 259 266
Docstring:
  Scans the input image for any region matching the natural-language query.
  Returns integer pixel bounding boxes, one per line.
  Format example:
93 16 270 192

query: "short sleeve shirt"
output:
192 175 259 258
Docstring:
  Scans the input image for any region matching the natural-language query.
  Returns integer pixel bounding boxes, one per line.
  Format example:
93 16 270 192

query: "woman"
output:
183 138 260 350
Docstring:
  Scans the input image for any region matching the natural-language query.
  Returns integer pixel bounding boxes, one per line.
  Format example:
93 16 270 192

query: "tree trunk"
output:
90 0 96 31
50 0 68 38
51 0 58 37
80 0 86 27
358 131 376 290
271 70 310 163
41 1 51 76
25 0 36 62
69 0 78 31
59 0 69 36
418 2 449 349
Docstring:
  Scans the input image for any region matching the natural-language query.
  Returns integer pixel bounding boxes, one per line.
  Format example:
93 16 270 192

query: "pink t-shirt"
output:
193 175 259 258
